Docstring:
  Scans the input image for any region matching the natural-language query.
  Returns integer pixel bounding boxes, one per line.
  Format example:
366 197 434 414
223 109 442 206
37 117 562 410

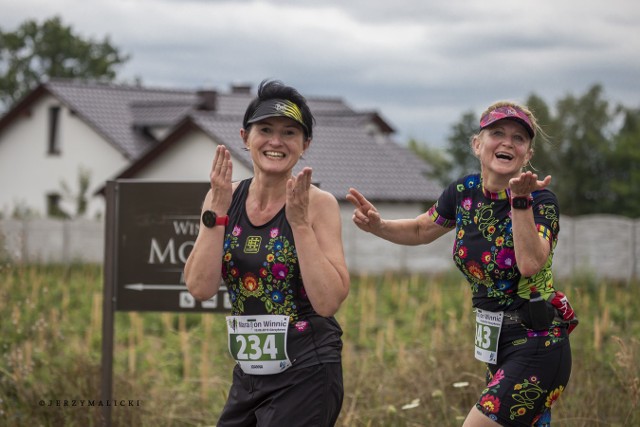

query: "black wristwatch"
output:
201 210 229 228
511 196 533 210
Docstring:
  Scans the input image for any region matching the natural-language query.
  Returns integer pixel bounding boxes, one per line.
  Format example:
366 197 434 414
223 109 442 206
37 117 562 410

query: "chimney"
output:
231 83 252 94
196 90 217 111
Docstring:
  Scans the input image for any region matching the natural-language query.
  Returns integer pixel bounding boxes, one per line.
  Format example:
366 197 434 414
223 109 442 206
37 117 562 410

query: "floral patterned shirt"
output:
221 178 342 368
429 174 560 312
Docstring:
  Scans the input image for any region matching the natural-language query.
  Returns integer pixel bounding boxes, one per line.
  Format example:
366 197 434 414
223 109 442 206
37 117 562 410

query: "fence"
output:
1 214 638 281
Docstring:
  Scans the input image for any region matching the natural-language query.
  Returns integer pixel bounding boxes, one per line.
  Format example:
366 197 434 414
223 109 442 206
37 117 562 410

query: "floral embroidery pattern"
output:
449 175 560 308
545 386 564 408
496 248 516 269
479 369 503 419
509 376 546 421
242 272 259 292
480 369 557 423
533 407 552 426
261 228 299 317
479 394 501 416
222 225 302 321
488 368 505 387
295 320 309 332
527 326 565 347
222 225 242 292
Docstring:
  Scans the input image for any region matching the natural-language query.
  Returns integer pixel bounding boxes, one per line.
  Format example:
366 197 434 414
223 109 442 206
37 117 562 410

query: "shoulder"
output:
234 178 253 192
308 185 340 223
443 174 481 192
309 185 339 209
532 188 558 205
440 174 480 200
459 174 482 190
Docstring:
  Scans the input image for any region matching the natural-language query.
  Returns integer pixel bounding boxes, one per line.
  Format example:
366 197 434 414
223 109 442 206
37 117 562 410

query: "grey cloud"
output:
1 0 639 148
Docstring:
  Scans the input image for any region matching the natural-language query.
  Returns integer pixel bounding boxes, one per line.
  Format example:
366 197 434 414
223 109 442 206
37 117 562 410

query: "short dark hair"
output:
242 79 315 140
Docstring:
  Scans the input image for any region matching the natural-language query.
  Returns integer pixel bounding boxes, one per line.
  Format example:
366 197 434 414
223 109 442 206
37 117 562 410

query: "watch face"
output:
202 210 216 227
512 197 531 209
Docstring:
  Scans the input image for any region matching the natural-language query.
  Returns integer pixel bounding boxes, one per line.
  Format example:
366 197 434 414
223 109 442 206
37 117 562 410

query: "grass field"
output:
1 263 638 426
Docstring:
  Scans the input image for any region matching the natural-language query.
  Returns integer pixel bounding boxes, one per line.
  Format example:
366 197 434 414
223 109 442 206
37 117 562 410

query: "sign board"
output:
107 180 231 312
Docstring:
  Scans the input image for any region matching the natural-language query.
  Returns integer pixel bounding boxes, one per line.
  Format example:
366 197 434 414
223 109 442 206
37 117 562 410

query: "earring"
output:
525 161 538 172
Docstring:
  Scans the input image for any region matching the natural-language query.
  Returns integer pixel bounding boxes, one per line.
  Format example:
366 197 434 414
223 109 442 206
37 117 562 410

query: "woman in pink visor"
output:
348 101 577 426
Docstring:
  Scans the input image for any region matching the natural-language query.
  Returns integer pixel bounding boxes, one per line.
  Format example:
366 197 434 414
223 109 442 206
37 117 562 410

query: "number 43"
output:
475 324 491 349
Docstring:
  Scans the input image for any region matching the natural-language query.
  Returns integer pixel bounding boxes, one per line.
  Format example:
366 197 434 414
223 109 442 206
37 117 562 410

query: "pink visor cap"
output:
479 106 535 138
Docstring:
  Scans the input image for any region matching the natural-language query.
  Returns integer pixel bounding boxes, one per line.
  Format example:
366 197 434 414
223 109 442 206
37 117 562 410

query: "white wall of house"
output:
0 94 129 218
132 130 253 182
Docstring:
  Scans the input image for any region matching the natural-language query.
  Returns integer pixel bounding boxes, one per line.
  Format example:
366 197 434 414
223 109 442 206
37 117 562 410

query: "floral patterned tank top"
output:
221 178 342 368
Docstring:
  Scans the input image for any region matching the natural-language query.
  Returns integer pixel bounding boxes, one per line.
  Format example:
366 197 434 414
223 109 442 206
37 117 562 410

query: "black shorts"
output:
476 325 572 426
218 363 343 427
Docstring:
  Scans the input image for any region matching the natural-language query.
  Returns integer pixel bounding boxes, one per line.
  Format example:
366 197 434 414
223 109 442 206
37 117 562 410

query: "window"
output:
47 193 68 218
48 106 61 155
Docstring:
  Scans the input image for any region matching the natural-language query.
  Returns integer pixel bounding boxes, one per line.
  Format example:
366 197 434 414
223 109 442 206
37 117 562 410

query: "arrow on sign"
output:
124 283 228 292
125 283 188 291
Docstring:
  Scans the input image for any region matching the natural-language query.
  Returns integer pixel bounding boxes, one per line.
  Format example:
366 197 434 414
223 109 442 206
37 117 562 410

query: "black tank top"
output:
222 178 343 368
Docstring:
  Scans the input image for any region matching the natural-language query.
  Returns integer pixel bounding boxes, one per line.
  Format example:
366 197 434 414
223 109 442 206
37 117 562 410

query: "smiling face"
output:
473 119 533 182
242 116 309 176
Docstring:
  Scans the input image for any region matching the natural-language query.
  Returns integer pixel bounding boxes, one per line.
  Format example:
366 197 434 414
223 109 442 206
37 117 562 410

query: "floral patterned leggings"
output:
477 325 572 426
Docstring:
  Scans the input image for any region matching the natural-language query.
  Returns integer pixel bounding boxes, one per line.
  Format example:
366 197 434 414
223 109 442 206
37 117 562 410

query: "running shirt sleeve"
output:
531 189 560 247
427 176 477 229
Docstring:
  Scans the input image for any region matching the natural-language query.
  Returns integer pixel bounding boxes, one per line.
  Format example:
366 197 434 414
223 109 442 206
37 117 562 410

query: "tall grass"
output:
1 264 638 426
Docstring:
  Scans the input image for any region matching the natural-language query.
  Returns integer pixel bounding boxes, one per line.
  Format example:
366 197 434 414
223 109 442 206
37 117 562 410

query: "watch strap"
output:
215 214 229 226
202 210 229 228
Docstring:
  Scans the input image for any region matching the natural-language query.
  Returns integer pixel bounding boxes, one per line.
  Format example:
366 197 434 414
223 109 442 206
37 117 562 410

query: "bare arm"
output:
184 145 233 300
346 187 452 246
287 168 350 317
509 171 553 277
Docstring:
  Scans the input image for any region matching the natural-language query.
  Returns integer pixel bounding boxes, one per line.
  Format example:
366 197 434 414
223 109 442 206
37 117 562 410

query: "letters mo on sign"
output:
105 180 231 312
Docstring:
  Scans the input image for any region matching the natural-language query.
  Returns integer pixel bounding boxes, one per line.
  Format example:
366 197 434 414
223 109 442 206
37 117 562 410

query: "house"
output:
0 79 450 271
0 78 442 214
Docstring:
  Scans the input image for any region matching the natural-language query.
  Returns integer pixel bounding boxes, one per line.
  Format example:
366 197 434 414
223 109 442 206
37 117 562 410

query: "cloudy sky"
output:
2 0 639 147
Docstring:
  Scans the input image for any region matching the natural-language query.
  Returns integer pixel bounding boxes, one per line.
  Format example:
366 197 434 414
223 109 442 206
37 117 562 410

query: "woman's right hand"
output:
208 145 233 213
347 188 451 245
346 188 383 233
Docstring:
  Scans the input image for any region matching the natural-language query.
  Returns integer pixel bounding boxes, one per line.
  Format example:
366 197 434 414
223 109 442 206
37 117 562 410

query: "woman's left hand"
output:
509 171 552 197
286 167 312 227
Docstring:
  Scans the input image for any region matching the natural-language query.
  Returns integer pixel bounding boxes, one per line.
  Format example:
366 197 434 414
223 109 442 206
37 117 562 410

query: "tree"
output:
407 138 452 186
546 85 614 215
59 166 92 218
522 93 557 176
607 106 640 216
445 111 480 180
0 16 129 109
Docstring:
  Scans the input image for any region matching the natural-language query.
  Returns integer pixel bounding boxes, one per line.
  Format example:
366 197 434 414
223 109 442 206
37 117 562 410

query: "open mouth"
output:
495 152 514 160
264 151 285 159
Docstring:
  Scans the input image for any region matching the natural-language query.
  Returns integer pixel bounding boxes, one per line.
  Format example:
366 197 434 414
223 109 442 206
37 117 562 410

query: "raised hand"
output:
346 188 382 233
509 171 552 197
286 167 312 227
208 145 233 213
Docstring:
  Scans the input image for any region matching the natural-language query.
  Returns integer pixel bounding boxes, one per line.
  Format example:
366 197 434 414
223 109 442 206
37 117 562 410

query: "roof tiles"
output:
43 79 442 202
